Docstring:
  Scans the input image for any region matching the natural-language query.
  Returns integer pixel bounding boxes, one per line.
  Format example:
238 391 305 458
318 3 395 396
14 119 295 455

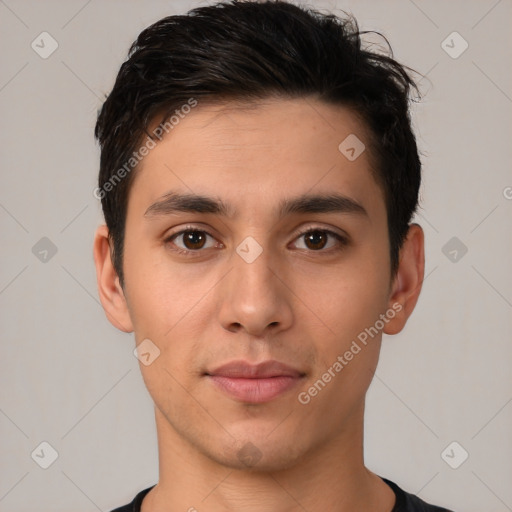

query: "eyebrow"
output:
144 191 368 219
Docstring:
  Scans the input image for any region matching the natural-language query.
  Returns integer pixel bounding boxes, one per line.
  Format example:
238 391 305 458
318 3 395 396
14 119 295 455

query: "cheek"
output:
123 239 204 333
293 265 388 422
123 248 220 391
294 256 390 343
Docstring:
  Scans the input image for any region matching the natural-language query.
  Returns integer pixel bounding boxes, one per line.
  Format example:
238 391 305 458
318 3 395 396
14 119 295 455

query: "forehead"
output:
147 97 371 159
130 97 383 218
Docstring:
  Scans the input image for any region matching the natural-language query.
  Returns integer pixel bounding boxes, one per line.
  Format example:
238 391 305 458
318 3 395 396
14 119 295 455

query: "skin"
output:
94 98 424 512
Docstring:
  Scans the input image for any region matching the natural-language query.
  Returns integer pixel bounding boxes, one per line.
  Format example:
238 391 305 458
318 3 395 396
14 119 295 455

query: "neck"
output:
142 404 396 512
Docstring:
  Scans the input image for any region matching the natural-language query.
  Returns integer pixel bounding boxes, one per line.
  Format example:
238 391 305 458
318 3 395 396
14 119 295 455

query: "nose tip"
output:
218 255 294 337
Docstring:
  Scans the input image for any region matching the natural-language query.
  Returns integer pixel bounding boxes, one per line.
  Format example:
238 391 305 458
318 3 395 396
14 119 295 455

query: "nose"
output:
217 243 294 337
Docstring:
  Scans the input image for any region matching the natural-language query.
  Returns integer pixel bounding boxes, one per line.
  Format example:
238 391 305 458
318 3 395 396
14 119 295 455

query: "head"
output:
95 0 422 287
94 0 424 471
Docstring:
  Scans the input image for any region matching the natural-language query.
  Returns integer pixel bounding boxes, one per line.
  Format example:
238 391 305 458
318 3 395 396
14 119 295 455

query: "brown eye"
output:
182 230 207 250
304 230 328 250
166 229 217 253
293 228 346 252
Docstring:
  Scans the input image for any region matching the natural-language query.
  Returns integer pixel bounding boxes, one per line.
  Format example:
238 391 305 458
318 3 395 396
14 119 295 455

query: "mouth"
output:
205 360 306 404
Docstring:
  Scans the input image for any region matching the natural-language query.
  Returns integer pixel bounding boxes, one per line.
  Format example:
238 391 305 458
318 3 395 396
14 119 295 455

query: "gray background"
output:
1 0 511 510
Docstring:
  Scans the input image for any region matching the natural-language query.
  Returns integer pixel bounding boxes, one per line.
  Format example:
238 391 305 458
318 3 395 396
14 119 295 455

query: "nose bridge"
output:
218 236 293 335
234 241 275 298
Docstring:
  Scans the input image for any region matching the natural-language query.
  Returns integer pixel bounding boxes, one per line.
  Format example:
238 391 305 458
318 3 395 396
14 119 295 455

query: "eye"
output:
164 226 347 256
292 228 347 252
165 228 220 254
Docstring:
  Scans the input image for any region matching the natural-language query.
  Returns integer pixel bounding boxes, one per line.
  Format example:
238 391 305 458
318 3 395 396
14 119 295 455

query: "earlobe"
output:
93 225 134 333
383 223 425 336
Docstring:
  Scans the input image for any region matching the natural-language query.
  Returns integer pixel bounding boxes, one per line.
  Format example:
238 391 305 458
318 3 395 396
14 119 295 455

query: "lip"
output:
205 360 305 404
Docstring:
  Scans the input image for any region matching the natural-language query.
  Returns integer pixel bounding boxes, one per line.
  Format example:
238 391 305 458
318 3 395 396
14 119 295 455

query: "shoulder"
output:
109 485 155 512
382 478 455 512
110 506 131 512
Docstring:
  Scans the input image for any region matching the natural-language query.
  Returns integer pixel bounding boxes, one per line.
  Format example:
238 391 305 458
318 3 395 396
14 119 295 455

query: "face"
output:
97 98 417 471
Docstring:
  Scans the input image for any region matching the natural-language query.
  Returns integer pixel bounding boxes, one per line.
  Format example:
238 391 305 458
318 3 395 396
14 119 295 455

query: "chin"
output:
210 434 308 473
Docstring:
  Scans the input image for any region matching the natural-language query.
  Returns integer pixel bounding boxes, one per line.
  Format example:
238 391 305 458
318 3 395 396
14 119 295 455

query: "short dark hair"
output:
95 0 422 287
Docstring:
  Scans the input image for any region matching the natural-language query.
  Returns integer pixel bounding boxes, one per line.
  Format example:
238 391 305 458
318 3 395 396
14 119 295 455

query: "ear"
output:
383 223 425 335
93 225 134 333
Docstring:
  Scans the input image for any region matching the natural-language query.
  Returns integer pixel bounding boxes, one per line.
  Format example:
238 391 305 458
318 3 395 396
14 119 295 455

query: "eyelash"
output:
164 225 348 257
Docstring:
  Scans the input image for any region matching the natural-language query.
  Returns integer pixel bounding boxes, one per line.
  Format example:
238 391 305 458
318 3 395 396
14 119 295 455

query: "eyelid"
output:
292 223 348 241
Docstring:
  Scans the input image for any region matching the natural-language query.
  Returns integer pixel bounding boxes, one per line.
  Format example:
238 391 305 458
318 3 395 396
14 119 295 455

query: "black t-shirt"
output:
110 477 454 511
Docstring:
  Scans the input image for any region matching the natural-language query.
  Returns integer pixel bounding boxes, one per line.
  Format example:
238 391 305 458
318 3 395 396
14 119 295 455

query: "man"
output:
93 1 454 510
